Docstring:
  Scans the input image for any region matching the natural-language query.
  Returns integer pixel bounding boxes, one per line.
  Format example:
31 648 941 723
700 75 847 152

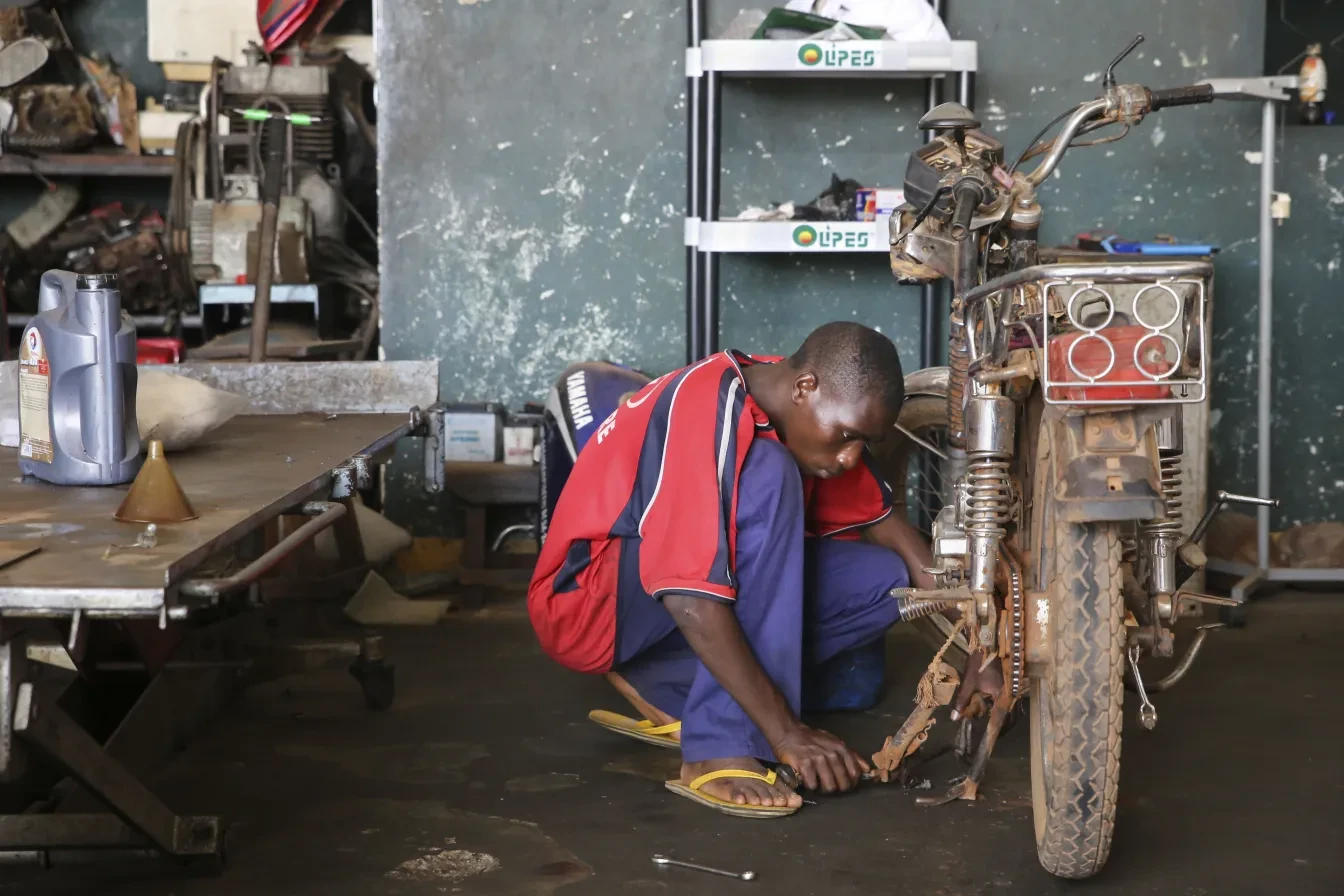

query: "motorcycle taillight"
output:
1046 325 1172 402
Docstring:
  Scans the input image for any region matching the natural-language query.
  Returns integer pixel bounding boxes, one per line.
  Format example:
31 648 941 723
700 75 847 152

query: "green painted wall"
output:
379 0 1337 529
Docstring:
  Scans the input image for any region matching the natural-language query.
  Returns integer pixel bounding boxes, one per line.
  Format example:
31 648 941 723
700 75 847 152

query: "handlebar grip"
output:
949 181 981 241
1148 84 1215 110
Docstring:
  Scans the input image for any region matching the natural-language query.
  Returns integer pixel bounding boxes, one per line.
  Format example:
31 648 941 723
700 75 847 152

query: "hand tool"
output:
652 854 755 881
774 764 876 791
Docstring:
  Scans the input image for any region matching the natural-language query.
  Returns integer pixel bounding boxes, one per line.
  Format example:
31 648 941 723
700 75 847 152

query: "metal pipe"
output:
178 501 346 600
249 118 286 363
1024 99 1110 186
701 70 722 356
685 0 705 365
1256 97 1275 569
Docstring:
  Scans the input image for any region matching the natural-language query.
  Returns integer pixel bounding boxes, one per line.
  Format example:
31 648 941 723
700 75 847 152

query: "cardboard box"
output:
444 411 500 463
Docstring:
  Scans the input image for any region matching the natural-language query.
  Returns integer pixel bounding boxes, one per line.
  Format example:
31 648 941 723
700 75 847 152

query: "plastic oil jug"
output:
18 271 142 485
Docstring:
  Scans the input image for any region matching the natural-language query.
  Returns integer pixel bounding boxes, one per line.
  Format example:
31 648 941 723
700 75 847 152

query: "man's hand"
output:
772 724 870 793
862 513 936 590
952 649 1004 721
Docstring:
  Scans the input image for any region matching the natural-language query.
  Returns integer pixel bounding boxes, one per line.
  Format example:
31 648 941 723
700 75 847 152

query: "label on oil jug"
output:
18 327 52 463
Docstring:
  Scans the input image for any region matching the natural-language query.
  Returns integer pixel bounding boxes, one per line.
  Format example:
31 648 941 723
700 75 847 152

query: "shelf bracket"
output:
683 217 701 248
685 47 703 79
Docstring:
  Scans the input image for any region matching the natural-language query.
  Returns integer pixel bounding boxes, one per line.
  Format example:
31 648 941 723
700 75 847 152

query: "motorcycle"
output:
872 35 1274 879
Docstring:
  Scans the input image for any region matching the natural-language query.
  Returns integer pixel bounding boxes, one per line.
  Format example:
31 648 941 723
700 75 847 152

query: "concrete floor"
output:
5 593 1342 895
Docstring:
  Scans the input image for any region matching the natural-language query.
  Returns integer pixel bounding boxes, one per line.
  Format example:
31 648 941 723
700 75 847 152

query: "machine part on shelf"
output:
652 855 755 882
4 183 78 251
1126 645 1157 730
1001 544 1025 698
964 394 1015 597
233 108 323 126
217 61 335 190
178 501 346 601
872 621 963 782
3 84 99 153
915 684 1016 807
189 196 312 286
114 441 197 524
249 118 286 362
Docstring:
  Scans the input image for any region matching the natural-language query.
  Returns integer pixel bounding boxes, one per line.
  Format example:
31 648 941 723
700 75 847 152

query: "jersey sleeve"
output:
637 364 754 602
806 447 894 538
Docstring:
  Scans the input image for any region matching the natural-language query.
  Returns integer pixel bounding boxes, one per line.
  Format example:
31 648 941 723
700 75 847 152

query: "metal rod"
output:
701 70 722 357
685 0 705 365
178 501 346 599
1257 97 1275 569
920 66 945 370
895 421 949 459
249 118 286 363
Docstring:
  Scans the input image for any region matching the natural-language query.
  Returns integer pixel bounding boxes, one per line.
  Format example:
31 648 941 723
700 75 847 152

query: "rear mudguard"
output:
903 366 950 400
1044 407 1168 523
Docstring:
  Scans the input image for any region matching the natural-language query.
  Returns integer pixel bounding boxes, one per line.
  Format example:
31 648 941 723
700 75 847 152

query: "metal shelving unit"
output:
683 1 977 367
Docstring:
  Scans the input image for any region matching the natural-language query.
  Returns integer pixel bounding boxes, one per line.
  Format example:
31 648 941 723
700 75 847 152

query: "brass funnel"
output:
114 440 198 523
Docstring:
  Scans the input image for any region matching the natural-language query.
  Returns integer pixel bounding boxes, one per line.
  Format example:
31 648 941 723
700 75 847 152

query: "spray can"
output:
17 271 142 485
1300 43 1326 125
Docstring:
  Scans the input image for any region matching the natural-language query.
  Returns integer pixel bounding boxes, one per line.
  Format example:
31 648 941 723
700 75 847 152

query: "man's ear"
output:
791 371 818 404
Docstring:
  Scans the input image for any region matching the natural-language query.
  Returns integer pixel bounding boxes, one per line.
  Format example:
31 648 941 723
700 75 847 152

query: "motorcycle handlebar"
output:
1148 83 1215 110
949 181 981 241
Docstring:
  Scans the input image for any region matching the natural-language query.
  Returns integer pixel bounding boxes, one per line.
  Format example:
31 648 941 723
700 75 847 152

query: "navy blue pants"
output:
612 438 908 764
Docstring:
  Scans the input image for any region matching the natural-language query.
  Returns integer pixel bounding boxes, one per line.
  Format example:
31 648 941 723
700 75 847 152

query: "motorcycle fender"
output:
1047 410 1165 523
902 366 949 400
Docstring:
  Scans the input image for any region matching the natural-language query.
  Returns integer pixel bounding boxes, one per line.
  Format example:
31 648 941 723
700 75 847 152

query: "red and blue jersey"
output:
527 350 893 673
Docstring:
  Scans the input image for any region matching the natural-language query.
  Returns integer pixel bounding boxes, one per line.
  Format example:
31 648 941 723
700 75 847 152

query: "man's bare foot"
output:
681 756 802 809
606 672 681 742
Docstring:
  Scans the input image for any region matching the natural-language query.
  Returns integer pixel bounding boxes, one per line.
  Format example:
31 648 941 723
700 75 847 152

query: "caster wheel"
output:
350 658 396 711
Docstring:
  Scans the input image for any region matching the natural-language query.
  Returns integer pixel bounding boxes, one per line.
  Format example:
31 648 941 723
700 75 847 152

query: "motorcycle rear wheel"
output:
1030 517 1124 879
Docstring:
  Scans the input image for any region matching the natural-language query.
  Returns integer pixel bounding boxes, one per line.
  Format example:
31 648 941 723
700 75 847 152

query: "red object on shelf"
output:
137 338 184 365
1047 326 1172 402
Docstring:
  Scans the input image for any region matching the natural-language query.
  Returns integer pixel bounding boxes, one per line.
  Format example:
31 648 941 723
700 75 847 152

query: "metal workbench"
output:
0 360 447 871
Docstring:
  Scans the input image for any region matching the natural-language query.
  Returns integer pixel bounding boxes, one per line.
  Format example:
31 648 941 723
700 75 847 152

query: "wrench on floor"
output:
652 854 755 881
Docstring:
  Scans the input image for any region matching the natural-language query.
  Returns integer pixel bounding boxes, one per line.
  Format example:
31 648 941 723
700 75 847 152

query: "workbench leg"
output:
0 634 28 782
11 683 222 859
332 497 367 569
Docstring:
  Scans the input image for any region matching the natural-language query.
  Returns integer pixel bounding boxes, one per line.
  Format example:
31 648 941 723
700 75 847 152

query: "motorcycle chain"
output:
1003 547 1025 698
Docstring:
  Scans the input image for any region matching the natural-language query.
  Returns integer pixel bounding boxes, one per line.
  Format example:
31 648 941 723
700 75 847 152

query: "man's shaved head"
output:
787 322 904 413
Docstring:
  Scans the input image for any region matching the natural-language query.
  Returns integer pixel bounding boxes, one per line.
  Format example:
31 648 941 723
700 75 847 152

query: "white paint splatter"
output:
1082 71 1101 83
834 135 853 147
1150 124 1166 148
1152 57 1162 67
1244 151 1263 165
1329 258 1340 276
495 141 512 151
395 223 425 241
1179 48 1209 69
539 289 555 300
884 92 894 101
1035 599 1049 626
1321 153 1330 173
983 100 1007 121
622 9 633 19
619 212 632 225
755 140 772 159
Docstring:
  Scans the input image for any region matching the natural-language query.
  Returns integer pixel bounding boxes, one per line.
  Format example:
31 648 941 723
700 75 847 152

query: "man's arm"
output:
661 593 868 792
862 512 937 590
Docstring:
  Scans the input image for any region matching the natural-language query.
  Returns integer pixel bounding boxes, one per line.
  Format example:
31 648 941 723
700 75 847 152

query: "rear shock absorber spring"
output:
966 459 1012 536
1154 448 1184 533
947 308 969 449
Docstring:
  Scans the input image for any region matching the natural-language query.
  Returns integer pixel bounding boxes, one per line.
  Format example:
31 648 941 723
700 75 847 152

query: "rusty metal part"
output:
178 501 346 600
947 307 969 449
1125 622 1223 695
916 684 1017 806
1000 544 1026 697
890 585 973 621
871 621 964 782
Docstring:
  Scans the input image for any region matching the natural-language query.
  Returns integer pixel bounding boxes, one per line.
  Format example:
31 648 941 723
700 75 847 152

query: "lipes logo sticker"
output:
798 43 822 66
792 225 818 247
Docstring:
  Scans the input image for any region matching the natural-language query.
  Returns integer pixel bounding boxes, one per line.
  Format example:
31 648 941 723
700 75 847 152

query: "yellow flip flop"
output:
587 709 682 749
664 768 799 818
